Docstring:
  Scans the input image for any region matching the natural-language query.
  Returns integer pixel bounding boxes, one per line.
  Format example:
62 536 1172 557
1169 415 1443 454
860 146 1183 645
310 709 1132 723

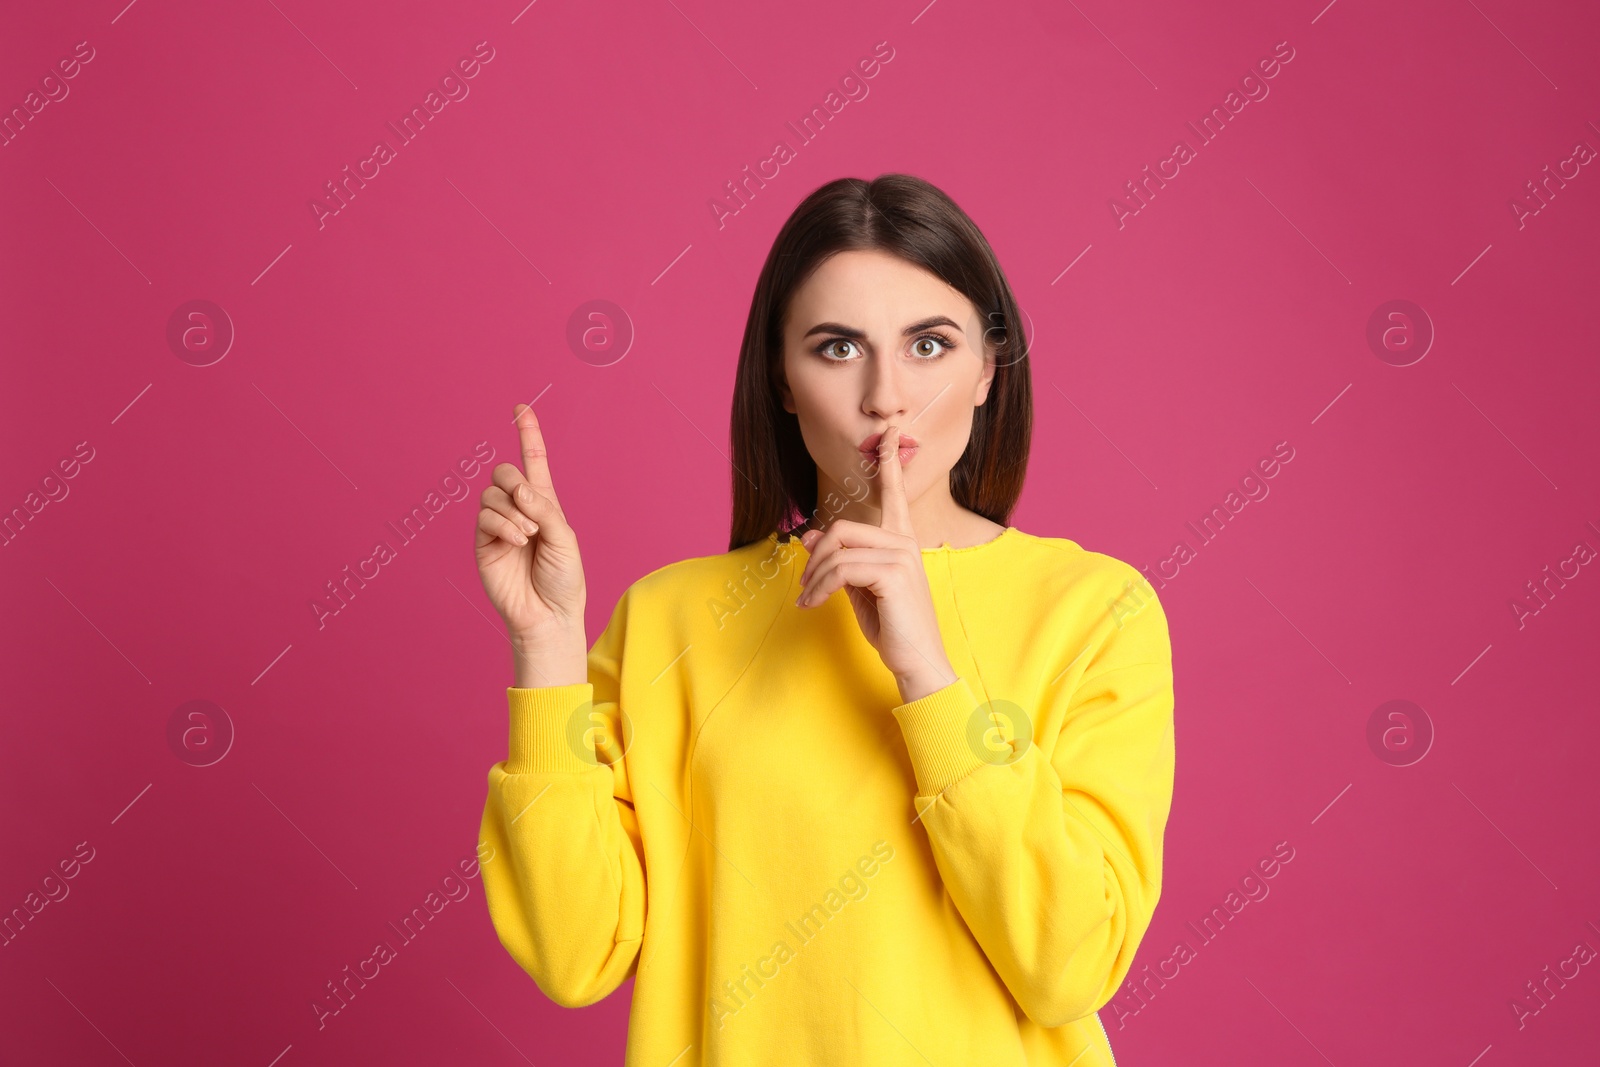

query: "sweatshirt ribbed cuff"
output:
506 684 601 775
890 676 990 796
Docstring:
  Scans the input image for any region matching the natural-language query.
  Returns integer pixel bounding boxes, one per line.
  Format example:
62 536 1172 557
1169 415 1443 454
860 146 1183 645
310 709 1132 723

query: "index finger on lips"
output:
876 424 914 538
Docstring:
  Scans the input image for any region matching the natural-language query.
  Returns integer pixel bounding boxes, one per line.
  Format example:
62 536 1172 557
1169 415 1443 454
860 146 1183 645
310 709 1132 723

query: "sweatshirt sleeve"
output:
889 568 1175 1028
478 589 647 1009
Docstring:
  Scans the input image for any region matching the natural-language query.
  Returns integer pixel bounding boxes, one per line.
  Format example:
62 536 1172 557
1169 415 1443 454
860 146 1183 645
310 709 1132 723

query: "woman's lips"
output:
858 431 918 465
859 431 919 453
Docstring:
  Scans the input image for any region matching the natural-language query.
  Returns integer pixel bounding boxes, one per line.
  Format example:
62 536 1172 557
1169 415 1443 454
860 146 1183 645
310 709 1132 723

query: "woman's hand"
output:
794 425 957 704
476 403 589 686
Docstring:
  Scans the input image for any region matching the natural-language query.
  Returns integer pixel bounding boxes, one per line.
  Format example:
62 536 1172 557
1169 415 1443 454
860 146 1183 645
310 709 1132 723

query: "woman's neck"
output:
801 492 1004 551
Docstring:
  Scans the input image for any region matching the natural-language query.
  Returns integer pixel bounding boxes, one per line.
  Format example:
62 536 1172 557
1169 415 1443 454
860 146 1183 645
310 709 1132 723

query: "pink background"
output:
3 0 1597 1063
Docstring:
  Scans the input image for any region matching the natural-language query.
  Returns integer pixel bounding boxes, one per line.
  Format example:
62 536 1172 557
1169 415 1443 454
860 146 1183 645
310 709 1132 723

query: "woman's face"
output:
779 249 996 516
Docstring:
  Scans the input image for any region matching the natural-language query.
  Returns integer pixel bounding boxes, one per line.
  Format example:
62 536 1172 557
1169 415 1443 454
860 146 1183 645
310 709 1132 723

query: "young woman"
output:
475 174 1176 1066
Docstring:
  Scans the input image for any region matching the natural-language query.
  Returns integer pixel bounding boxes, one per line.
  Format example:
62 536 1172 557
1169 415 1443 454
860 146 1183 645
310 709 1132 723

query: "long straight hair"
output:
728 174 1032 552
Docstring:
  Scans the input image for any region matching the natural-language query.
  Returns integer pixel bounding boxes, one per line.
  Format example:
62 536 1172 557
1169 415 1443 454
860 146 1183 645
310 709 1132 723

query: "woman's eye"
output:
817 335 952 361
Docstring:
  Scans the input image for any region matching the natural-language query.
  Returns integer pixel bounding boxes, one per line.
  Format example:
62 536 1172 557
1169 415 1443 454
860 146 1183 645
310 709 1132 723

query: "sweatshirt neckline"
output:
774 525 1020 556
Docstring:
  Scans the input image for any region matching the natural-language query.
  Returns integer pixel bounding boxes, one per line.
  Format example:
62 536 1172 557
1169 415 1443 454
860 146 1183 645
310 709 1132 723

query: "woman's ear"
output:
974 309 1004 407
974 347 998 407
779 371 796 414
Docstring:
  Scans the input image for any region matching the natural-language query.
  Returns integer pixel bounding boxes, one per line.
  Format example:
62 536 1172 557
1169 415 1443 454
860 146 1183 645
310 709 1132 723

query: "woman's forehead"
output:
787 253 975 327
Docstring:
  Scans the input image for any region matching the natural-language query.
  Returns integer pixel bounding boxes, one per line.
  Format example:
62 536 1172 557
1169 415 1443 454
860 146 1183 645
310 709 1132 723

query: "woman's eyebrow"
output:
801 315 965 340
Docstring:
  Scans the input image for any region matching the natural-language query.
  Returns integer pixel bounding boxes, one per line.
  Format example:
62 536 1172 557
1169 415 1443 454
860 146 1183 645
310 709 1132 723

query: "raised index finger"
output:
513 402 557 498
877 424 914 537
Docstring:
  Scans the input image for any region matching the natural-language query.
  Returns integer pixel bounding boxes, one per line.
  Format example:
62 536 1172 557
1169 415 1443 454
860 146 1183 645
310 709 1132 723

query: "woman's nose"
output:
861 352 909 420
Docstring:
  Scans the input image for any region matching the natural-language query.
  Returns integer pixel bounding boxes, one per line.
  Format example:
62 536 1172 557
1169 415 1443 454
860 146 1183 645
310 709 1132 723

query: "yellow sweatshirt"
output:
479 525 1175 1066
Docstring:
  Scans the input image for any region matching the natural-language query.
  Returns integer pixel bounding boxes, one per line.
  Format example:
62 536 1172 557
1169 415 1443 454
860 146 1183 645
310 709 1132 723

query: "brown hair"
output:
727 173 1032 552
